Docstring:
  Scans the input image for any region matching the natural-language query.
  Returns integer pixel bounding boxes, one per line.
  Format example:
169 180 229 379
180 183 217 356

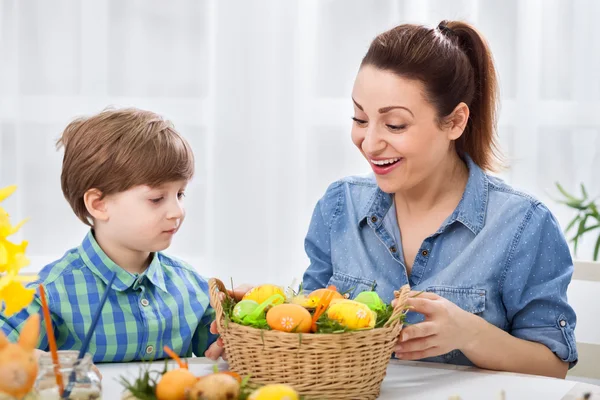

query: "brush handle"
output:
62 271 117 398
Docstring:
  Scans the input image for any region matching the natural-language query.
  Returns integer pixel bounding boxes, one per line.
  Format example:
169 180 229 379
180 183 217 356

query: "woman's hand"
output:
393 291 477 360
205 284 254 361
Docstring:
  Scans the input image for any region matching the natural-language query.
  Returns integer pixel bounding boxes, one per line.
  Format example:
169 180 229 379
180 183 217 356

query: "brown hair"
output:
361 20 501 171
57 107 194 226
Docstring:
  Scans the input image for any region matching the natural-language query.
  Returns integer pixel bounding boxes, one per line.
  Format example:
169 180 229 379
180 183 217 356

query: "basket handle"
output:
209 278 229 332
384 284 411 328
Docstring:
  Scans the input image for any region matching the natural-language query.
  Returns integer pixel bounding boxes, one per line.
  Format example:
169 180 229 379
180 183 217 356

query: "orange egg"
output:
156 369 198 400
307 287 344 308
266 304 312 333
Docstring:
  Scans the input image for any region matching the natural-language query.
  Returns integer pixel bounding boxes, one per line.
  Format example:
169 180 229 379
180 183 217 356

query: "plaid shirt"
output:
0 231 217 363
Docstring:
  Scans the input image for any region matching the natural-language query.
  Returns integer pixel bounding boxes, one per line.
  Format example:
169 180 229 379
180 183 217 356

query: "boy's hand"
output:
205 284 254 361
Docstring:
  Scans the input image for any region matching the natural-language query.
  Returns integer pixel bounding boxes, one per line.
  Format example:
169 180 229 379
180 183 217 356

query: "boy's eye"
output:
150 197 164 204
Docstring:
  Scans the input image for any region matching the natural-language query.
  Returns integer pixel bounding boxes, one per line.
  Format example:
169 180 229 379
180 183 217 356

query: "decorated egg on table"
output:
266 304 312 333
242 284 285 304
155 369 198 400
326 299 377 330
354 291 386 312
248 384 299 400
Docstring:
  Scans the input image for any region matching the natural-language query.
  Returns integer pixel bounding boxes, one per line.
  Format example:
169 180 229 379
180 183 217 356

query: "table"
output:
98 358 600 400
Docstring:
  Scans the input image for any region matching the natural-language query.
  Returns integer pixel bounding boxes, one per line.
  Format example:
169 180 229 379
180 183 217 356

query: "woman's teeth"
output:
371 158 400 166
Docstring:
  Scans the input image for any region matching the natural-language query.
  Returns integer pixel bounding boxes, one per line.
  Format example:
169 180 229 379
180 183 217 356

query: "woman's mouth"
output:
370 157 403 175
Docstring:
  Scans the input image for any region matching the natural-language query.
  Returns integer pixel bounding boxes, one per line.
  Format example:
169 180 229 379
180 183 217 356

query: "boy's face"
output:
101 180 188 253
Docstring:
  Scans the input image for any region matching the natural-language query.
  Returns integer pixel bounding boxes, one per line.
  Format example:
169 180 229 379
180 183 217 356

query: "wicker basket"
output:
209 278 410 400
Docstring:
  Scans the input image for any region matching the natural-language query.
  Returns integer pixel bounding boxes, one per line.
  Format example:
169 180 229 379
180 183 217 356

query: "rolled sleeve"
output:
502 203 578 367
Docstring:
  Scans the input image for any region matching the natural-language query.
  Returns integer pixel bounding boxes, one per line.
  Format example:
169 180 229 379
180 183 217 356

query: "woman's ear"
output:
445 102 470 141
83 188 109 222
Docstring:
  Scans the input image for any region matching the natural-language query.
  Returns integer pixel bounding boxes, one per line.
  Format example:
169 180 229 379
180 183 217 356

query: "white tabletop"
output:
98 358 600 400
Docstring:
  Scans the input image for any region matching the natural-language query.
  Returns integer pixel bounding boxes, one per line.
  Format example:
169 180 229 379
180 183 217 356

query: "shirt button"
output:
146 345 154 354
390 246 397 253
559 320 567 328
421 249 429 256
371 216 378 223
140 298 150 307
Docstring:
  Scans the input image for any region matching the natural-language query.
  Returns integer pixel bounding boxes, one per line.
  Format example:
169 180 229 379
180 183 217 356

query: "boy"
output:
0 108 222 362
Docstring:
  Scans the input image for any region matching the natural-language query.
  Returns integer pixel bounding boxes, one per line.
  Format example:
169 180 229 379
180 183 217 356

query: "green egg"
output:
354 291 386 312
232 300 259 324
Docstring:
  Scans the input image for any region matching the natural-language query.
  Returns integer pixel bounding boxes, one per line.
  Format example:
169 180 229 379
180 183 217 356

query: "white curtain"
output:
1 0 599 287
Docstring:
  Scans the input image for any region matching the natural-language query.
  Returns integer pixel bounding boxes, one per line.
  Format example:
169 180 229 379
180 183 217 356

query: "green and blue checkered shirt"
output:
0 231 217 363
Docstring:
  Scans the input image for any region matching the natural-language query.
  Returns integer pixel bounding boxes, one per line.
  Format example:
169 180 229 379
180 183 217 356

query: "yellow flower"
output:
0 185 36 316
0 276 36 316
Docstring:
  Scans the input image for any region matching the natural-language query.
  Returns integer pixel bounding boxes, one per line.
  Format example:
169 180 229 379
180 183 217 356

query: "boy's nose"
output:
167 200 184 219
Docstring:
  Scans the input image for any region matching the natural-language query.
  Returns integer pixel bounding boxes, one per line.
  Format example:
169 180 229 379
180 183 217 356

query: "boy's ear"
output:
18 314 40 351
84 188 109 222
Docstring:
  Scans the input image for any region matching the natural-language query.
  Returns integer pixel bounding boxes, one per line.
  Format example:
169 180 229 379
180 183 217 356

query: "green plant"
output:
555 182 600 261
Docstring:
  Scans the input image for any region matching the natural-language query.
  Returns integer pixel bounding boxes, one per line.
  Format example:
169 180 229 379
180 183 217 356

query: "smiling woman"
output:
301 20 578 379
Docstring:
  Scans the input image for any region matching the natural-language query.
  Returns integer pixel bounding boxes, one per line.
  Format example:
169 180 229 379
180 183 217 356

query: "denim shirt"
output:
302 157 578 367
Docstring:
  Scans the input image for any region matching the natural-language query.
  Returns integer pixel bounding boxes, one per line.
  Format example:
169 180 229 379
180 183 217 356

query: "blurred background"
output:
0 0 599 284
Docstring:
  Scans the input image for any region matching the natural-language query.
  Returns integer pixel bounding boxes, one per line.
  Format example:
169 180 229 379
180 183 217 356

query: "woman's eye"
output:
386 124 406 131
177 192 186 200
351 117 368 127
150 197 163 204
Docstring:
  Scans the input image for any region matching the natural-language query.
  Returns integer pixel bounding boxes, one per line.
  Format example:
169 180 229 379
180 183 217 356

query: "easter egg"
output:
248 384 299 400
232 300 259 324
156 369 198 400
305 287 344 308
242 284 285 304
290 294 312 308
266 304 312 333
354 291 386 311
326 299 377 330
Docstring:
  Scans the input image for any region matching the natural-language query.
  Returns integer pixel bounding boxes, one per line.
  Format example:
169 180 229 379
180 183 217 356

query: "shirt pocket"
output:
327 272 376 299
424 286 486 315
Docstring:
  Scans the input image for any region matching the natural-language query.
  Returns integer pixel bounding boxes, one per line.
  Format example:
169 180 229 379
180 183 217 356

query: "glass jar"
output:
35 351 101 400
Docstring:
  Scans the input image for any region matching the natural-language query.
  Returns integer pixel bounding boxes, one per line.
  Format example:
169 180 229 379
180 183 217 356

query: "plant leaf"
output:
565 215 581 233
556 182 577 202
581 183 588 200
594 234 600 262
578 224 600 236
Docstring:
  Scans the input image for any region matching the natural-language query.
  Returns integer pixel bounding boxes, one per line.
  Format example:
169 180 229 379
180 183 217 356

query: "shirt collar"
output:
359 155 488 235
78 231 168 292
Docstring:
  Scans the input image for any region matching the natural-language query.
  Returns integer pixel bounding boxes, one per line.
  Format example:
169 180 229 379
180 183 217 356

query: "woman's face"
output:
351 65 460 194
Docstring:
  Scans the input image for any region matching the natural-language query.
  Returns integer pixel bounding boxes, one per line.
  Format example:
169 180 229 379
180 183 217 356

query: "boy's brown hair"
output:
57 107 194 226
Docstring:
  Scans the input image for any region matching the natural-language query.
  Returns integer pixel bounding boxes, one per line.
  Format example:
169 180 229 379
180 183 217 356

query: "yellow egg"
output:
290 294 312 308
266 304 312 333
248 384 299 400
326 299 377 330
242 284 285 304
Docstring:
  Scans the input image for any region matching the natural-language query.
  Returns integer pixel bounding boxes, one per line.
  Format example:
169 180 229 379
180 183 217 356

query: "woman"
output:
301 20 577 378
